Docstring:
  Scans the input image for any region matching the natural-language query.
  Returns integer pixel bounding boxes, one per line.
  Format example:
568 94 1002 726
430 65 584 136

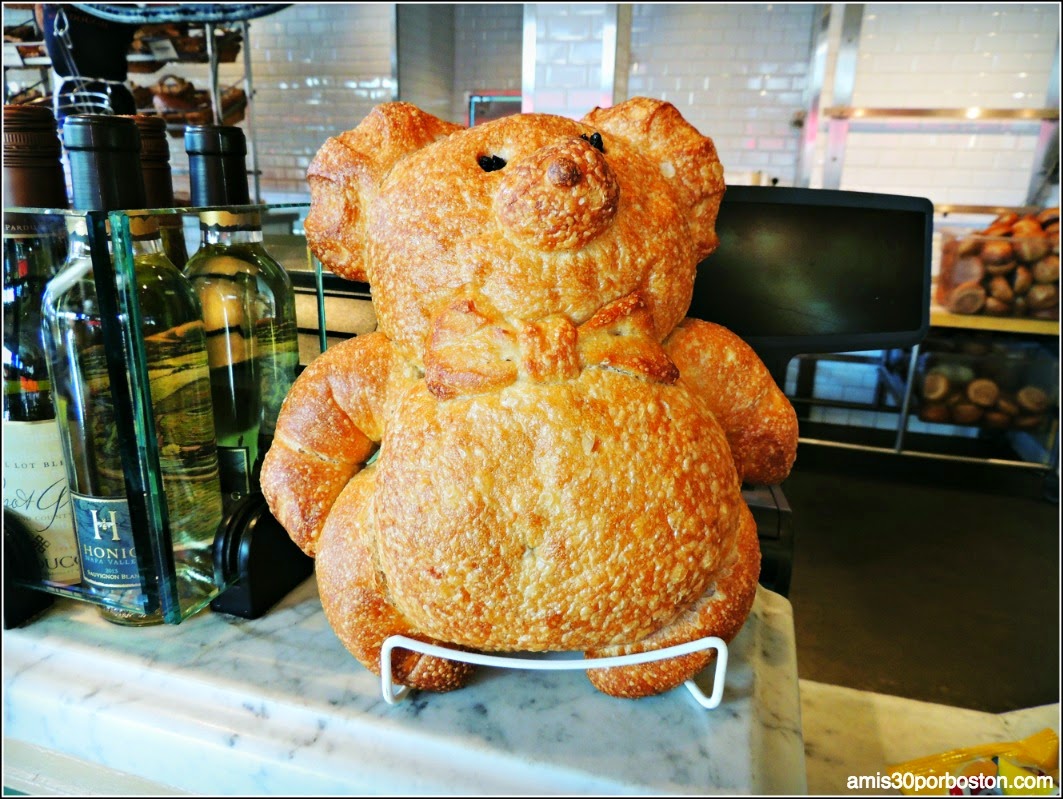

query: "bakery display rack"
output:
3 5 265 201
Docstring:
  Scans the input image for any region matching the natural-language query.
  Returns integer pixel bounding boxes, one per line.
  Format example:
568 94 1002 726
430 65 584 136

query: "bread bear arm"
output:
260 332 396 556
664 318 798 486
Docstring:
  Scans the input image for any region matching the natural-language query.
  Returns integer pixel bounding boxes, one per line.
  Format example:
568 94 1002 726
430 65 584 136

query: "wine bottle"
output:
2 104 80 587
41 114 224 626
183 125 299 503
124 114 189 269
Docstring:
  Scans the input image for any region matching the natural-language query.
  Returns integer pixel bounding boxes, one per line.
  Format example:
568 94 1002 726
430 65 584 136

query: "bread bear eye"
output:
477 154 507 172
580 132 605 153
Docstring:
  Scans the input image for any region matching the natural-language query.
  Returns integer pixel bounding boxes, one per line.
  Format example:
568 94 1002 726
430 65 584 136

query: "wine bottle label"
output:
2 418 80 585
218 446 252 496
3 215 65 239
70 492 141 590
199 210 261 232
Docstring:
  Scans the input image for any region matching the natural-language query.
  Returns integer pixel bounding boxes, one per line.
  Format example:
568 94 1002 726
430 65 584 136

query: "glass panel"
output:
4 203 317 623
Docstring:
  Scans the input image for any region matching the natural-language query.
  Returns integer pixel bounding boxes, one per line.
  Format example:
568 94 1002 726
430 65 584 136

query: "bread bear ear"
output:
582 97 725 261
305 102 464 283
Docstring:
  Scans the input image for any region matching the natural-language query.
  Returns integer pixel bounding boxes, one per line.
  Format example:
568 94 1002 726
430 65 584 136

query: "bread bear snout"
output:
493 136 619 251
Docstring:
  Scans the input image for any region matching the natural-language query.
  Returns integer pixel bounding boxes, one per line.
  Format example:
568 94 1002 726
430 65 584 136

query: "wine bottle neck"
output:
198 210 264 245
63 213 167 259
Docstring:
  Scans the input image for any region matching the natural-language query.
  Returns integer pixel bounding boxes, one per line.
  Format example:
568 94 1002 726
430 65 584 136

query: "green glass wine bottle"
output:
124 114 189 269
41 114 224 626
182 125 299 504
2 104 80 587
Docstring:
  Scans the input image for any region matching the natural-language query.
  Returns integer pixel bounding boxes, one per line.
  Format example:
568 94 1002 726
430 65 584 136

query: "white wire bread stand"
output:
380 634 729 709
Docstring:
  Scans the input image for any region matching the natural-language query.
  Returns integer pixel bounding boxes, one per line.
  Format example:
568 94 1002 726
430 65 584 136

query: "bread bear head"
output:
304 97 725 367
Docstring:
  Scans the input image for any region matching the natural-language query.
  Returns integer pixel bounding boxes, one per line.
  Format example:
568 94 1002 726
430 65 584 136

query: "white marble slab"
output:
800 679 1061 795
2 579 806 795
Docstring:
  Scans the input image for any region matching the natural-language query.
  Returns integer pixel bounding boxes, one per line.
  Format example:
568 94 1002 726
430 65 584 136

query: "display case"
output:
914 330 1058 435
4 203 318 627
786 314 1059 475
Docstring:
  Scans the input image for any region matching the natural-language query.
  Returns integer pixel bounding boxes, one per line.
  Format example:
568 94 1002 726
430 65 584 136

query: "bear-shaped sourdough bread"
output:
260 97 798 698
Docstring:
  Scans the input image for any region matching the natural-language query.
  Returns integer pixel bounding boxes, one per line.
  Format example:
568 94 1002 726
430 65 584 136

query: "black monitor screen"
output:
688 186 932 359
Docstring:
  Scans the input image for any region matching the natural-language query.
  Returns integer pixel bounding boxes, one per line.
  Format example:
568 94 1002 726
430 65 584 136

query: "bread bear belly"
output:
372 367 746 652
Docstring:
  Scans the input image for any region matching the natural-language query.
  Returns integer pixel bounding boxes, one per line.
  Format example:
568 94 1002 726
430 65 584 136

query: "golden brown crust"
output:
263 99 792 699
261 332 401 556
576 292 680 384
423 291 520 400
584 504 760 698
315 467 475 692
305 102 464 283
664 318 798 485
583 97 726 262
307 98 723 366
371 367 745 653
494 136 620 251
423 289 680 400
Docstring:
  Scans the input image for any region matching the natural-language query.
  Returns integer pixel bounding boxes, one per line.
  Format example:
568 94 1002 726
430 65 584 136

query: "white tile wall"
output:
4 3 1057 207
810 3 1060 206
526 3 615 118
142 3 398 201
451 3 523 122
398 4 456 123
854 3 1057 109
626 3 817 187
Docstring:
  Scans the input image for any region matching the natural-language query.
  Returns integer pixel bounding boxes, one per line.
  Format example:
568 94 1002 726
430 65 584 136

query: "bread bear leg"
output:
583 502 760 698
316 466 476 693
664 318 798 486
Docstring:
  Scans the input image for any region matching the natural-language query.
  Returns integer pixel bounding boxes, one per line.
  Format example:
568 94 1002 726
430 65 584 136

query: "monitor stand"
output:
742 482 794 598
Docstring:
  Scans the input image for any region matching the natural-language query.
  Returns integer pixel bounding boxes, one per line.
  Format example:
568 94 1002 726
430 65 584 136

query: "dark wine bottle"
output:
123 114 189 269
182 125 299 503
2 104 80 587
41 114 224 626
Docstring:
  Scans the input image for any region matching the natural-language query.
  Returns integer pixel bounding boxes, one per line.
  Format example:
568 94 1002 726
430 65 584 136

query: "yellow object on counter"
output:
888 728 1059 795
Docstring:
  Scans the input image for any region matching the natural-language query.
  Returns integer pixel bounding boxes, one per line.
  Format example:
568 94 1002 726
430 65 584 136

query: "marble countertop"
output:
2 578 807 795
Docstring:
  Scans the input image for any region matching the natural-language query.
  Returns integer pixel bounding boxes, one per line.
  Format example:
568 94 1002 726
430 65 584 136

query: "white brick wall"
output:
525 3 616 118
146 3 397 202
240 3 396 201
853 3 1057 109
397 4 456 123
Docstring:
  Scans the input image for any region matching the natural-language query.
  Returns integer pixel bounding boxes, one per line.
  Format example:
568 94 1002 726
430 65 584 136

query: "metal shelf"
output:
823 106 1059 122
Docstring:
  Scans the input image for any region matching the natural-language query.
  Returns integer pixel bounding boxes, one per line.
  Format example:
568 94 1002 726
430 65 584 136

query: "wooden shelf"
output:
934 204 1044 218
929 306 1059 336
